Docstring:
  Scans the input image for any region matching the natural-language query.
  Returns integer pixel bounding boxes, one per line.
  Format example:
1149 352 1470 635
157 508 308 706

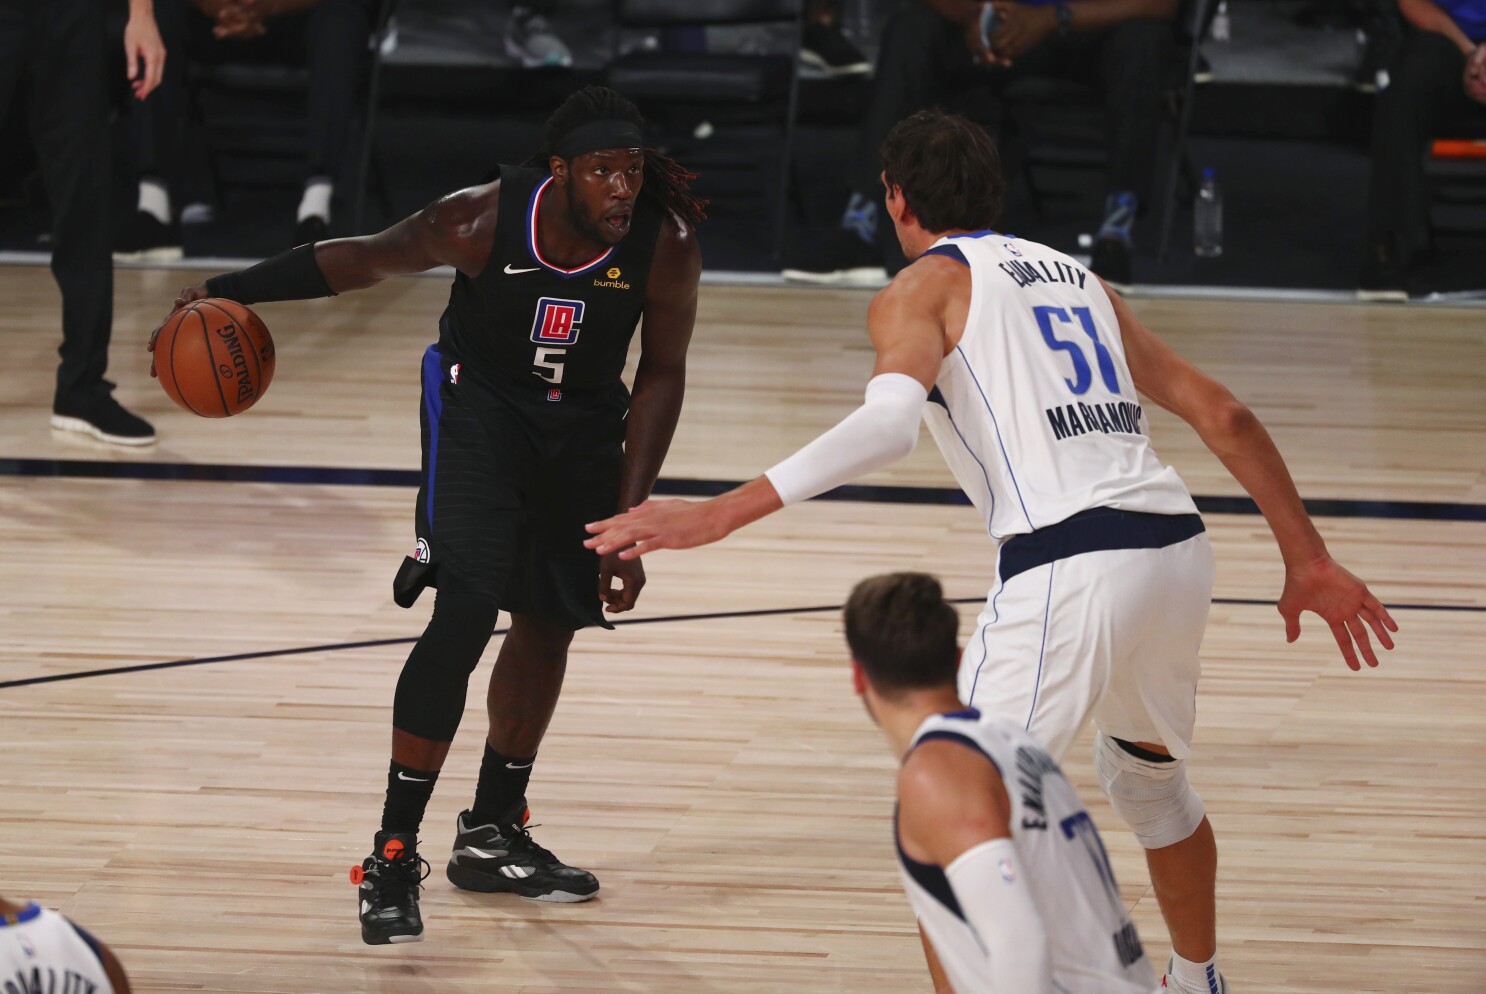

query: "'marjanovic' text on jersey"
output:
919 232 1197 542
897 710 1157 994
439 164 664 391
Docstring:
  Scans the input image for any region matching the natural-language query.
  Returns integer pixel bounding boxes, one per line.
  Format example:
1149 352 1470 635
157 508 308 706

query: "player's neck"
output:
900 225 977 261
0 897 25 916
538 190 610 268
880 687 967 759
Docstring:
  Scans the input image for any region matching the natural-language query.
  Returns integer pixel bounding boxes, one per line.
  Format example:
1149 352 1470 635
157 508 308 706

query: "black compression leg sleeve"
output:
392 590 501 742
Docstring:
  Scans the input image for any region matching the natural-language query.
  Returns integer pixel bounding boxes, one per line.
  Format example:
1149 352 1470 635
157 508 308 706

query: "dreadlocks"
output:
528 85 707 226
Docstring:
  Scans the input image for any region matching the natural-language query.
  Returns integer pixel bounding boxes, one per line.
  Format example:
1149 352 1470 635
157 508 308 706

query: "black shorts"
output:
393 344 627 630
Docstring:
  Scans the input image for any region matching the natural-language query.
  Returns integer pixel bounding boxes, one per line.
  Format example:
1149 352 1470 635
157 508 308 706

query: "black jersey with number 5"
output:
437 164 665 392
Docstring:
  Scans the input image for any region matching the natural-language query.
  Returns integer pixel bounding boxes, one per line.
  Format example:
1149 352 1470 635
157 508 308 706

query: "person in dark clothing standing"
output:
783 0 1177 288
1360 0 1486 298
118 0 374 258
153 85 704 945
0 0 163 445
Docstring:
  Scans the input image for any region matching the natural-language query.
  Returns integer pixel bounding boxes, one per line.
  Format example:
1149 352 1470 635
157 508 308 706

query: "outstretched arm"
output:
1101 278 1398 669
583 257 955 559
151 186 499 373
597 215 702 615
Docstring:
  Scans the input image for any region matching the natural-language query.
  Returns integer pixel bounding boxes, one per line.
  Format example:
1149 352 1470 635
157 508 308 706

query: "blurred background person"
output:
119 0 373 259
783 0 1177 286
0 0 162 445
1360 0 1486 297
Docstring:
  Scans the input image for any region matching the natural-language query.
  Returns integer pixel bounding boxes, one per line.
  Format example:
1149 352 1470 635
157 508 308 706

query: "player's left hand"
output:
585 498 731 561
123 10 167 101
598 552 645 613
1277 555 1398 671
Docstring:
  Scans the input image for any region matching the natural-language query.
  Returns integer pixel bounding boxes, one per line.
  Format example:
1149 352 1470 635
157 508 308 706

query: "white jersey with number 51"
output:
918 232 1197 542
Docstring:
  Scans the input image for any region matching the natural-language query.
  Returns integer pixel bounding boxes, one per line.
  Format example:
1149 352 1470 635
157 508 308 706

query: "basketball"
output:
154 298 276 418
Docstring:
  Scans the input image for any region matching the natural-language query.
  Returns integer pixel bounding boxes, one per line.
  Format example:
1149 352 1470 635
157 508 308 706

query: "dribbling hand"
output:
1276 555 1399 671
148 284 211 378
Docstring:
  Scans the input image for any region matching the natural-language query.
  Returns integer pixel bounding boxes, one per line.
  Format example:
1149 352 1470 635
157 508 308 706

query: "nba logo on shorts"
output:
529 297 584 345
449 363 460 384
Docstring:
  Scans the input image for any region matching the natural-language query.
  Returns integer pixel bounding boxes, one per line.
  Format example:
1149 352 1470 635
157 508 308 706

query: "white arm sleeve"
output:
763 372 928 506
945 838 1056 994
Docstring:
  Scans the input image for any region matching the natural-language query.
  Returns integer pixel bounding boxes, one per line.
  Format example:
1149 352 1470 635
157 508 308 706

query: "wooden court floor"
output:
1 264 1483 993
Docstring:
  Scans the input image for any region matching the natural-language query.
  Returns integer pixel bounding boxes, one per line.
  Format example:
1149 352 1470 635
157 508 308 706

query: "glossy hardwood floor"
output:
1 264 1482 994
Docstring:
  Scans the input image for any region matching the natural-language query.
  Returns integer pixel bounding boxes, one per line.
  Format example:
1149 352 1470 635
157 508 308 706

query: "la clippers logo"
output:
414 538 431 563
529 297 584 345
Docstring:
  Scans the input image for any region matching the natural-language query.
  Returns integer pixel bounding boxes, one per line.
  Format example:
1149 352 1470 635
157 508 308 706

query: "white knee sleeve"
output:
1093 732 1205 850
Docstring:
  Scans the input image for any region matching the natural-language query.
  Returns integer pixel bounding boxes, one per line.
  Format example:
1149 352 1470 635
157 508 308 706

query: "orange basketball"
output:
154 298 275 418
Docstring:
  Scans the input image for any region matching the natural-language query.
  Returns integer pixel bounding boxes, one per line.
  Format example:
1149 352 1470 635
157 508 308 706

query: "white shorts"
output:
959 532 1215 761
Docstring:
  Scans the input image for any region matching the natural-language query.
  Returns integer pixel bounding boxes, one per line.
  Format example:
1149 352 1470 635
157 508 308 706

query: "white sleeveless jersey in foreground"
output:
920 232 1197 541
898 710 1157 994
1 904 114 994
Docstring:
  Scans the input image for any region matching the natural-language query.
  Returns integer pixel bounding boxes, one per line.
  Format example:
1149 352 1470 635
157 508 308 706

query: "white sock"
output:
1171 950 1221 994
298 177 333 223
138 179 171 225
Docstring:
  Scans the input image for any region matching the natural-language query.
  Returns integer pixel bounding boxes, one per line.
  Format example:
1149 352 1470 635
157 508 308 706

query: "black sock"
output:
470 743 535 825
380 761 440 836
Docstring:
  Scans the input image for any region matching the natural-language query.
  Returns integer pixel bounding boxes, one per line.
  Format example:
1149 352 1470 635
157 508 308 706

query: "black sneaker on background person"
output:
1091 237 1133 288
781 226 890 285
294 215 329 247
51 392 156 446
351 831 428 945
800 20 871 76
1090 190 1137 287
446 801 600 903
113 210 183 262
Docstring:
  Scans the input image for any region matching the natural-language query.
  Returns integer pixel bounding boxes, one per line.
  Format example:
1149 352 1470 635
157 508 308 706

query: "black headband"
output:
553 119 644 160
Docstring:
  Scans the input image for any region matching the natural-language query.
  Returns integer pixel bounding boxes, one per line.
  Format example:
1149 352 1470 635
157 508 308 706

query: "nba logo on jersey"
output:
530 297 585 345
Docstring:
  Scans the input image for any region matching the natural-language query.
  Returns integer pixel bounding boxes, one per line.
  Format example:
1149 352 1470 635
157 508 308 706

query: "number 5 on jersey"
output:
530 297 584 384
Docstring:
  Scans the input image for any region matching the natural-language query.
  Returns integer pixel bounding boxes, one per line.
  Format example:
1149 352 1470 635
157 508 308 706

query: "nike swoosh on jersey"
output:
504 264 540 275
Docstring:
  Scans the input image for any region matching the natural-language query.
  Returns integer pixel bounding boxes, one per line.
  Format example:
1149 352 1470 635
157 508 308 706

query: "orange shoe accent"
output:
522 807 531 826
382 838 406 861
349 865 365 885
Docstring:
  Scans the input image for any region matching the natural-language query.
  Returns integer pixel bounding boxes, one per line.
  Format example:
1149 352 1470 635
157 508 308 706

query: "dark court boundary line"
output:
2 596 1480 691
3 457 1485 522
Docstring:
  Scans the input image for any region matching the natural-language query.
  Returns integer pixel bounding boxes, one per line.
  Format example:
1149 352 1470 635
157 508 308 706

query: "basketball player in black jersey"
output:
152 87 704 944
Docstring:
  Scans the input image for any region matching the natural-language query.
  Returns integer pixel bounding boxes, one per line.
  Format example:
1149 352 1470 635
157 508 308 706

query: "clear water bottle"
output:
1211 0 1231 42
1194 167 1223 258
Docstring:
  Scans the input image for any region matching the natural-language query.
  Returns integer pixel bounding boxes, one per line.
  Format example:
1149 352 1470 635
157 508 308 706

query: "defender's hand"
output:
598 552 645 613
148 284 211 377
1277 556 1398 671
585 498 732 560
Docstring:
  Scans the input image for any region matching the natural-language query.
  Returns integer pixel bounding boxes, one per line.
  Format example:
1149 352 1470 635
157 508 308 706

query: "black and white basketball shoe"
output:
445 800 599 902
351 831 429 944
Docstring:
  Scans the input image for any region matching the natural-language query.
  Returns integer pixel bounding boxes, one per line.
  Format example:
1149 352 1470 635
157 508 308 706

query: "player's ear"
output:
550 155 568 185
851 658 868 697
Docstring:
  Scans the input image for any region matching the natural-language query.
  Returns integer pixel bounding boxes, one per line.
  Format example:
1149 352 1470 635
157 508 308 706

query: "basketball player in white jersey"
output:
846 572 1157 994
586 108 1399 992
1 895 131 994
